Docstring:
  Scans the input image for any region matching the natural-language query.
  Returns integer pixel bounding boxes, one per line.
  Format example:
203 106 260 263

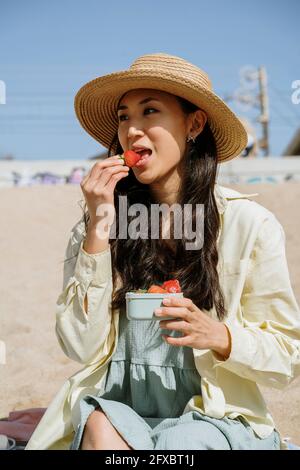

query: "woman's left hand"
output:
154 296 231 360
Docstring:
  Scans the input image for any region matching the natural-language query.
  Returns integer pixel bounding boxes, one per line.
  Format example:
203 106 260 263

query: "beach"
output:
1 182 299 445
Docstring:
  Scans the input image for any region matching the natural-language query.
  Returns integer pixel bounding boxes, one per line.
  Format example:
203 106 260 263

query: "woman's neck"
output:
149 172 181 206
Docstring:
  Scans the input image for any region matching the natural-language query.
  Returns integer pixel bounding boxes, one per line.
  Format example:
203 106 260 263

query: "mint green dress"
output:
70 310 281 450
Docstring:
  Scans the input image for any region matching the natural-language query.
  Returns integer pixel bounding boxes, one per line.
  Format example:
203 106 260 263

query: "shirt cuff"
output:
74 239 112 285
212 321 255 369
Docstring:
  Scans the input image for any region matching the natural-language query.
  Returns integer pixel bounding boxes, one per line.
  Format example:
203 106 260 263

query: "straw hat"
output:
74 52 247 163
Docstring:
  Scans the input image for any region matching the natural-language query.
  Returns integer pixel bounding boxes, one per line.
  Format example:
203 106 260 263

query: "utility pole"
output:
223 65 270 157
257 66 270 156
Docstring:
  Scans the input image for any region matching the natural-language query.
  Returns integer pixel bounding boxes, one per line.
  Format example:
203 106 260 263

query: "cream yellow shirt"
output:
25 184 300 450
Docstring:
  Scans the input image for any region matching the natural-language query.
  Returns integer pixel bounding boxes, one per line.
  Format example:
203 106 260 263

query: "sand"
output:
0 182 299 445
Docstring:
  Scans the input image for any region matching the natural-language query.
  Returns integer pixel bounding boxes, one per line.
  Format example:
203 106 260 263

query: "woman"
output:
25 53 300 450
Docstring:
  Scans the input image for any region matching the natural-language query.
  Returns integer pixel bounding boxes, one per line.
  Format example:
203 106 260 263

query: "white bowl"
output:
126 292 183 321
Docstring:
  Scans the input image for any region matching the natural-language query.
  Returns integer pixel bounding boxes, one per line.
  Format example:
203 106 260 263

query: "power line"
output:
269 102 297 128
269 85 300 122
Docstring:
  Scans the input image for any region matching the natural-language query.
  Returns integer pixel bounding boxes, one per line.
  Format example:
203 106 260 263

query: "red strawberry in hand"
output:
161 279 181 293
119 150 142 168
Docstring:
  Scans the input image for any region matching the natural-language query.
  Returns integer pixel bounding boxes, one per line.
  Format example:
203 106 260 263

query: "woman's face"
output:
117 88 202 188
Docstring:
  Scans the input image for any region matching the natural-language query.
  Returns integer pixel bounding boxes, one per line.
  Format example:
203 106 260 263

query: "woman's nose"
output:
127 126 144 139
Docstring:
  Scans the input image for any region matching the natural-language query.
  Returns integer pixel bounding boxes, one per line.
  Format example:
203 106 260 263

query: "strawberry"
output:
161 279 181 293
147 285 168 293
119 150 142 168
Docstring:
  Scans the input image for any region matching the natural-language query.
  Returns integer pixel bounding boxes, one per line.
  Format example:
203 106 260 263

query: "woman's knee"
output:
81 409 109 448
81 408 132 450
85 409 110 434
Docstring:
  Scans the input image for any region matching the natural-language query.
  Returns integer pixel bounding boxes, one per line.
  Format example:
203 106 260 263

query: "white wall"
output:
1 157 300 187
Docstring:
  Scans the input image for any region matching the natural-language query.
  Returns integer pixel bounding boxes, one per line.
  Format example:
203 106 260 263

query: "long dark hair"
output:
80 95 226 321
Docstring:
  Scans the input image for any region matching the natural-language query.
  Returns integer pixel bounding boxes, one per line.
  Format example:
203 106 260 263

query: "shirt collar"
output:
214 183 259 215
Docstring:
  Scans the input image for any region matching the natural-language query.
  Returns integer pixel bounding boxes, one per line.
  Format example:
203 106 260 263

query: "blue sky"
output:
0 0 299 160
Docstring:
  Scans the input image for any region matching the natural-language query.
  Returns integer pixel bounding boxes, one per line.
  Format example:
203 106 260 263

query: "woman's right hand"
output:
80 155 129 228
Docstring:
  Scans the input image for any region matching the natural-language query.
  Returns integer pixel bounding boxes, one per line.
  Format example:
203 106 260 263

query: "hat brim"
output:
74 69 247 163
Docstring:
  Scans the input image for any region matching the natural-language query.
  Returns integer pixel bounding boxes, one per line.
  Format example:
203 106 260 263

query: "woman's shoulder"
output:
216 185 285 260
216 184 259 201
216 184 284 250
216 183 275 221
215 183 261 208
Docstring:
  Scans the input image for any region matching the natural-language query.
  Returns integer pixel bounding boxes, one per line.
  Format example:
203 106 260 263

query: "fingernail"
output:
163 298 171 305
154 308 162 315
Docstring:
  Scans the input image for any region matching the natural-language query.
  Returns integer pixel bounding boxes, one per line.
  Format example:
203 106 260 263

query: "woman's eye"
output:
118 108 157 122
144 107 157 114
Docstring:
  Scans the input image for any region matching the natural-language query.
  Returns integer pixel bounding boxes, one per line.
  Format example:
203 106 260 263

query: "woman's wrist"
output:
83 223 110 254
211 323 232 361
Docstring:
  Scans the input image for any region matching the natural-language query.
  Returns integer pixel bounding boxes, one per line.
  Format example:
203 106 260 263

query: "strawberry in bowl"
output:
161 279 181 293
126 279 183 321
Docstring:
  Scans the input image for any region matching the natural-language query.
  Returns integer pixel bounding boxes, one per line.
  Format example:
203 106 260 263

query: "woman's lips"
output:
135 151 153 167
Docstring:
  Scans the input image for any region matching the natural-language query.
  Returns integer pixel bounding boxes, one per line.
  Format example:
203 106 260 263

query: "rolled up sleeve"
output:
55 218 114 365
213 213 300 389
